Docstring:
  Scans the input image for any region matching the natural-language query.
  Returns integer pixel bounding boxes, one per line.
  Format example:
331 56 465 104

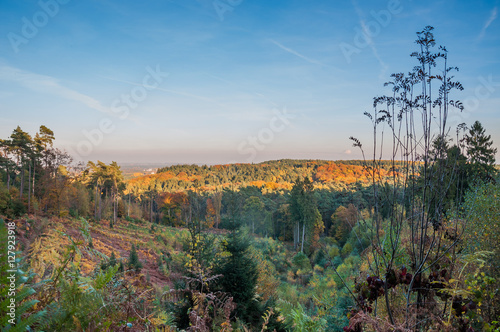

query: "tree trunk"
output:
113 191 117 224
94 185 98 220
294 222 299 249
98 188 102 220
32 161 35 210
55 175 60 214
127 194 130 217
301 222 306 253
20 163 24 198
293 223 296 249
28 162 31 213
6 166 10 190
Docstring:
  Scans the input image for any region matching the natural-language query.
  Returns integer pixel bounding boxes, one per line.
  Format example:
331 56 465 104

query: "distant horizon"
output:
116 158 352 168
2 0 499 164
115 158 500 169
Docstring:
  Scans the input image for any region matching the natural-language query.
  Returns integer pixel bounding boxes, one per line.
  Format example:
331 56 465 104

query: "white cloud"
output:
0 65 110 114
351 0 388 79
270 39 325 66
478 7 498 41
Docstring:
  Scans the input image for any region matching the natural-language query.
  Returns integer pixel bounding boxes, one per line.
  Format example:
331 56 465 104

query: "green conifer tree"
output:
465 120 498 182
109 251 117 267
216 228 259 324
128 244 142 272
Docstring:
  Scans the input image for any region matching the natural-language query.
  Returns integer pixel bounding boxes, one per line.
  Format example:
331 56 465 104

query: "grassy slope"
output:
16 215 192 288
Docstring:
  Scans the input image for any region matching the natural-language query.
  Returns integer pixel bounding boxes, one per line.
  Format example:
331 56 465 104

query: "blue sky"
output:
0 0 499 164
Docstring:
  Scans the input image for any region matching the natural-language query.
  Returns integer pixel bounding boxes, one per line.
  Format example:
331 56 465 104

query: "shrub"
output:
128 244 142 272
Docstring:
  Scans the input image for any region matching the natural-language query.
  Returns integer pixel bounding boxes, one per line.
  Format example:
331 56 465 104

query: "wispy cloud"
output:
270 39 324 66
360 21 388 79
350 0 365 20
99 75 230 109
204 73 280 107
478 7 498 41
0 65 110 114
351 0 388 79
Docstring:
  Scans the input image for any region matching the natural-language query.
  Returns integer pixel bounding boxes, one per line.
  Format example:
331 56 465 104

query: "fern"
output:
78 217 108 260
276 299 327 332
260 307 274 332
0 220 46 331
94 264 120 290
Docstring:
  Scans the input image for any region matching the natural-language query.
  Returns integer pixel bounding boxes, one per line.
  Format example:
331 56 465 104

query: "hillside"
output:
4 215 297 331
126 159 401 194
21 216 189 286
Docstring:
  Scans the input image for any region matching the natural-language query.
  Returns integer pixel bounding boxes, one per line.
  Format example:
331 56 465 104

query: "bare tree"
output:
347 26 467 331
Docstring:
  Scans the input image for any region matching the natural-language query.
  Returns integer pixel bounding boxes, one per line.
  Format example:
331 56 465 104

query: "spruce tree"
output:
422 137 470 222
109 251 117 267
216 228 259 324
465 120 498 182
128 244 142 272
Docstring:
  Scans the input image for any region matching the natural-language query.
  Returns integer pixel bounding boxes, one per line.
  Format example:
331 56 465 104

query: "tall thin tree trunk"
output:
94 184 98 220
295 221 300 247
6 166 10 190
293 223 296 249
32 160 35 211
55 175 60 214
20 163 24 198
28 162 31 213
301 222 306 253
113 191 117 224
98 189 102 220
294 222 299 249
150 193 153 223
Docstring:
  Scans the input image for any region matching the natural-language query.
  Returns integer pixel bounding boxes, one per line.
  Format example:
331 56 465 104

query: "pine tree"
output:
288 177 324 252
216 228 259 324
9 126 33 203
128 244 142 272
420 138 470 223
109 251 117 267
465 120 498 182
288 177 304 249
